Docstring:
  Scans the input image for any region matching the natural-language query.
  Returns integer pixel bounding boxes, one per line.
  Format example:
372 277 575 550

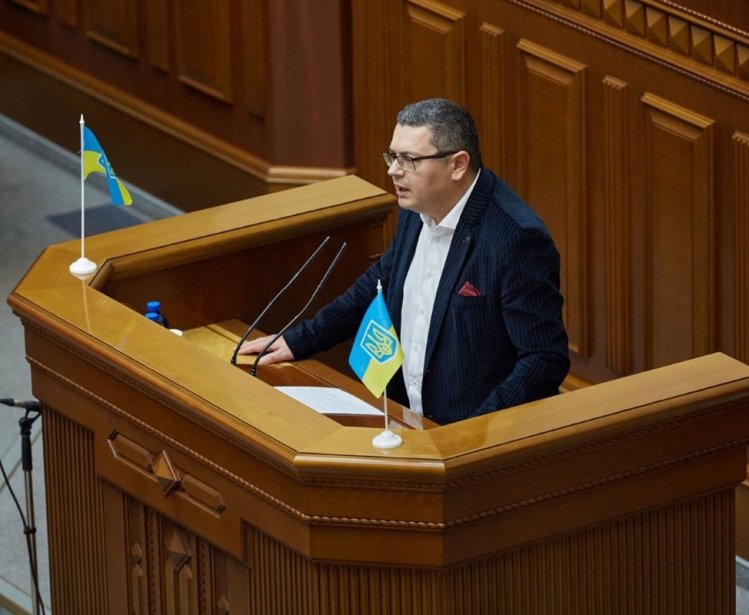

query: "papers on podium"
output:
275 386 383 416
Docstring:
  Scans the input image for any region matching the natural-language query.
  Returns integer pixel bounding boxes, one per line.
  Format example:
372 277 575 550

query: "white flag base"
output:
69 257 97 277
372 429 402 449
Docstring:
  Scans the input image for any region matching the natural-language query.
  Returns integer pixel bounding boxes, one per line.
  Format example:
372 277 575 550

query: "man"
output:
240 98 569 425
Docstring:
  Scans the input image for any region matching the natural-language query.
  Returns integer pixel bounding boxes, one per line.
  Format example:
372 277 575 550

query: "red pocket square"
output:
458 281 481 297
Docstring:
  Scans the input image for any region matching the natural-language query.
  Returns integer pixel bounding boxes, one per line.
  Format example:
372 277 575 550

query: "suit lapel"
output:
423 170 495 369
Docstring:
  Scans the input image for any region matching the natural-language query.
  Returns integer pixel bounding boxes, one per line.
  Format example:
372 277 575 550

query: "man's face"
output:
386 124 457 221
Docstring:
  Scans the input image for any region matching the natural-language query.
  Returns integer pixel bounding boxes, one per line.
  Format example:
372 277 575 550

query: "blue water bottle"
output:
146 300 169 328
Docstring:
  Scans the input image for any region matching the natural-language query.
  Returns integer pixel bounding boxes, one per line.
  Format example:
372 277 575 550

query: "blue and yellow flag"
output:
82 126 132 206
349 286 404 398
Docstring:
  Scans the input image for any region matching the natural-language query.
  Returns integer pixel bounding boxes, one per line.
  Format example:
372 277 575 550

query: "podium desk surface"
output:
183 319 434 431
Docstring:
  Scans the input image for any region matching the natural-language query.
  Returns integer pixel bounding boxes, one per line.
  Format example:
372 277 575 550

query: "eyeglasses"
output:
382 149 458 173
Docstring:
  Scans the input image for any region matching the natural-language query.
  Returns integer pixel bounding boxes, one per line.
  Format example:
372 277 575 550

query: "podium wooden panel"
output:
8 176 749 614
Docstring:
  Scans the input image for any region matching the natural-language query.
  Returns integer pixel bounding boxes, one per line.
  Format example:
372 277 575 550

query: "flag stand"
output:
69 114 97 277
372 387 402 449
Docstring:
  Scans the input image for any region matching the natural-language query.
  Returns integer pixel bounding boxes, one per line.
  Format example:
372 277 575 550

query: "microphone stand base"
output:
69 257 97 277
372 429 402 449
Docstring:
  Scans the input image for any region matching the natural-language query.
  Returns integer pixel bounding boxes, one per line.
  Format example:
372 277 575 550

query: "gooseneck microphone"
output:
251 242 348 377
1 399 42 411
230 236 331 365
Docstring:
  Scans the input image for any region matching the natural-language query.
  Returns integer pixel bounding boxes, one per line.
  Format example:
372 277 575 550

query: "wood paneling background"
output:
352 0 749 388
0 0 353 210
350 0 749 560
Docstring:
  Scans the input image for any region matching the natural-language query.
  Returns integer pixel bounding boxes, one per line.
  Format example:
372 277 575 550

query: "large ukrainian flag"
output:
82 126 132 206
349 286 404 398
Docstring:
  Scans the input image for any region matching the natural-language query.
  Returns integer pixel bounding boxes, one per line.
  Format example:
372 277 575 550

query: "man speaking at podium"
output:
240 98 569 425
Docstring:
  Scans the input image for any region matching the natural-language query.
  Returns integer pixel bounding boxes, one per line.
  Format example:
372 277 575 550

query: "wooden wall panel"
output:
350 0 749 389
517 39 588 356
241 0 266 118
82 0 139 59
603 75 632 375
642 92 715 369
6 0 48 15
734 131 749 365
0 0 352 206
174 0 233 103
352 0 401 191
478 22 506 177
144 0 169 71
56 0 78 28
404 0 466 104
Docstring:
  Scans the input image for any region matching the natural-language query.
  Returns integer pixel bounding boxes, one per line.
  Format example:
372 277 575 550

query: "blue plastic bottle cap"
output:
147 300 161 313
145 312 160 322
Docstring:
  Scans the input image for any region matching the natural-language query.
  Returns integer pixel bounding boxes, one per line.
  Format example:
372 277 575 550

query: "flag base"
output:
372 429 402 449
69 257 97 277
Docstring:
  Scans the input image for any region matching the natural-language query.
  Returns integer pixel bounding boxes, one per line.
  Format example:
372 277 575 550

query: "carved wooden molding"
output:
603 75 632 375
164 526 197 610
6 0 49 15
121 494 247 613
145 508 160 613
641 92 715 368
510 0 749 100
166 528 191 572
130 543 147 615
444 437 745 527
517 39 589 356
734 131 749 364
109 432 226 514
152 450 181 496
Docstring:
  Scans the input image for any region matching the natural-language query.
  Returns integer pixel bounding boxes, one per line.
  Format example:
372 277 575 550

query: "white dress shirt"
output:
400 172 480 414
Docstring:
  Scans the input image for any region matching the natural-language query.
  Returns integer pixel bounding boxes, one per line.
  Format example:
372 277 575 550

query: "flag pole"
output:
69 114 97 277
372 385 402 449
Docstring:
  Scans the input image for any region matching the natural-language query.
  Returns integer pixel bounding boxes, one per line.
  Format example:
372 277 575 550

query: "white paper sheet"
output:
275 386 383 416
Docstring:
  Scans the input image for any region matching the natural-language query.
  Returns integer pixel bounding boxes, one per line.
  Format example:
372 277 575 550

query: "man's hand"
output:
237 334 295 365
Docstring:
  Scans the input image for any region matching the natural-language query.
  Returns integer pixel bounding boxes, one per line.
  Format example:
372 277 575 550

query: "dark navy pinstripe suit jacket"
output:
285 169 570 425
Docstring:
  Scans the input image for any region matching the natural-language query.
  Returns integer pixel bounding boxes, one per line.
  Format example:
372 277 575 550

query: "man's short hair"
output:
396 98 482 172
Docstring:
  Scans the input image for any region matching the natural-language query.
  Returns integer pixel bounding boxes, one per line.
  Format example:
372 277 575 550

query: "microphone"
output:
1 399 42 411
251 242 348 377
230 236 331 365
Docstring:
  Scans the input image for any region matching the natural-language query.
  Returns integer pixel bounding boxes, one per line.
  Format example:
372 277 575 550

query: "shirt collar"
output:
420 169 481 231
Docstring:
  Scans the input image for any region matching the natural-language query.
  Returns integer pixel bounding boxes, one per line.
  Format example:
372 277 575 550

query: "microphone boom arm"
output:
230 235 331 365
251 242 348 377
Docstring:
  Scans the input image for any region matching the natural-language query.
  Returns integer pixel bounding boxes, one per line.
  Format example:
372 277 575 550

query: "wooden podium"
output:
8 176 749 614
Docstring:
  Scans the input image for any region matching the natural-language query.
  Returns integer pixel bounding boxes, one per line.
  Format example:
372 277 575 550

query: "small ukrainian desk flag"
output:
82 126 132 206
349 281 404 398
